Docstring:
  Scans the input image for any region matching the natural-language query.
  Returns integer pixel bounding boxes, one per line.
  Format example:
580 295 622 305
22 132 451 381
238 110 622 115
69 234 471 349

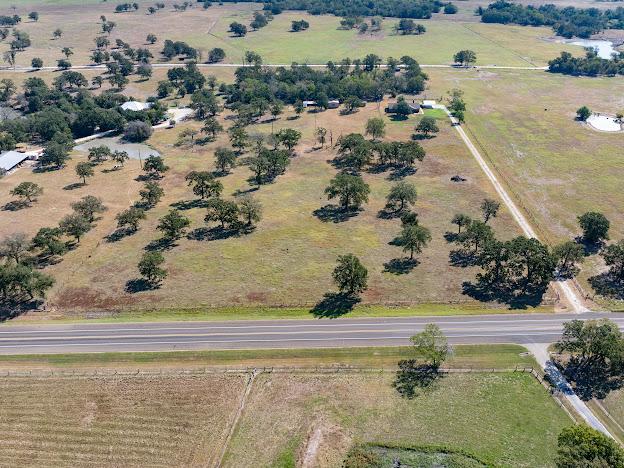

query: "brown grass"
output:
0 373 246 467
224 372 570 467
0 90 533 313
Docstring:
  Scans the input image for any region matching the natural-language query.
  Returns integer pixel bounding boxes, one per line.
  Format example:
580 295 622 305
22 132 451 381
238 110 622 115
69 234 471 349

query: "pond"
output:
587 114 622 132
566 39 617 60
75 137 160 160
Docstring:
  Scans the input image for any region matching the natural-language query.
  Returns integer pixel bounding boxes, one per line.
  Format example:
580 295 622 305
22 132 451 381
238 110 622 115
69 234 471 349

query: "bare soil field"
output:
0 373 246 467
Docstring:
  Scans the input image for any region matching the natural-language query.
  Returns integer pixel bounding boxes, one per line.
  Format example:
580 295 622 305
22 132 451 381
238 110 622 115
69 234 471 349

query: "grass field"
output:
0 341 570 468
424 68 624 306
0 344 538 369
0 2 582 67
0 373 246 466
0 94 535 314
224 372 570 467
601 389 624 434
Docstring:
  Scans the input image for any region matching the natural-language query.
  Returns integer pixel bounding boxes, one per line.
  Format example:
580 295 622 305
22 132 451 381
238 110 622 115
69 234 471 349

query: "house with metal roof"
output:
0 151 30 172
120 101 153 112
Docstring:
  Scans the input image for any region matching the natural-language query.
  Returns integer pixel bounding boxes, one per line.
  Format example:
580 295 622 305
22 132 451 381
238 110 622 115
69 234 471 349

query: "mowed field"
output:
0 371 571 467
424 68 624 304
0 374 247 466
222 372 569 467
1 93 528 313
0 1 582 67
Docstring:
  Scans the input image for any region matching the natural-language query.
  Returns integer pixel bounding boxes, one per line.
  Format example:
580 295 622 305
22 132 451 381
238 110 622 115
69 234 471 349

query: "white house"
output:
422 100 436 109
121 101 153 112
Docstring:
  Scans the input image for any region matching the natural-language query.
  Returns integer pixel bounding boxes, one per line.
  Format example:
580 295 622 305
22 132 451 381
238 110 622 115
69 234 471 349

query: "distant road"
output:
0 312 621 354
0 63 549 73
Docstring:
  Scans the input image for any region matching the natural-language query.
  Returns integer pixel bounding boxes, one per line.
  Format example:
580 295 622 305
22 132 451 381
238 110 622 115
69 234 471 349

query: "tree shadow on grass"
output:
63 182 84 191
383 257 419 275
0 298 41 322
125 278 159 293
310 292 360 318
170 199 208 210
461 279 547 309
393 360 442 399
575 236 604 256
448 249 478 268
411 133 436 141
105 227 137 243
2 200 29 211
377 207 402 219
187 226 242 241
144 237 177 252
588 272 624 300
443 231 459 243
387 166 416 181
313 204 359 223
232 186 259 197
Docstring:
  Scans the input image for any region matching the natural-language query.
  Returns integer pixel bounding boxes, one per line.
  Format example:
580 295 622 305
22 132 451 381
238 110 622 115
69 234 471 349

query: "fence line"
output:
1 365 539 379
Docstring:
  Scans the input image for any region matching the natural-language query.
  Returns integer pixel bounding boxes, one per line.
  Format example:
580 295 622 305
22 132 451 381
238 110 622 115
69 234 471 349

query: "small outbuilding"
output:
327 99 340 109
422 100 436 109
0 151 31 172
120 101 153 112
302 100 317 108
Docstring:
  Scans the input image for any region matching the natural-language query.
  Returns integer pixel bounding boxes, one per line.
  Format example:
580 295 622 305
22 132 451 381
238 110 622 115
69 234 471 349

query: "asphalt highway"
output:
0 312 622 354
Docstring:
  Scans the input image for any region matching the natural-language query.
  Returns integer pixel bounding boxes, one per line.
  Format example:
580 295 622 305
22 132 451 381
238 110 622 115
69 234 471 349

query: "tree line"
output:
478 0 624 38
548 50 624 77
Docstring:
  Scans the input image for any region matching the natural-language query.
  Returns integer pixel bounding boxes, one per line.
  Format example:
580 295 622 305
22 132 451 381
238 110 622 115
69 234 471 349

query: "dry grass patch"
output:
17 97 531 314
224 372 570 467
0 373 246 467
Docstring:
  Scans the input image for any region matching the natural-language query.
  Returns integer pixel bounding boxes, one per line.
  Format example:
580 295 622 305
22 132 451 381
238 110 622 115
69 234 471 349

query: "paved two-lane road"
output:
1 312 622 354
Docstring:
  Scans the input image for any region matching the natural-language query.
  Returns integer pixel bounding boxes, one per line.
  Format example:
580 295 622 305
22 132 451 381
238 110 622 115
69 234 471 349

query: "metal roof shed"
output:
0 151 29 171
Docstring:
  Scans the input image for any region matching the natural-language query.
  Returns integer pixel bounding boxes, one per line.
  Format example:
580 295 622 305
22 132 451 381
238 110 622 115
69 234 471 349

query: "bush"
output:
123 120 153 142
444 3 457 14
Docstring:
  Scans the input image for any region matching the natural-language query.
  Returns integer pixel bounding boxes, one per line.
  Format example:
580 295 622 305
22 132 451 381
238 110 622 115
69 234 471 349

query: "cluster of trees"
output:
395 18 426 35
221 53 428 117
115 3 139 12
161 40 198 61
548 50 624 77
162 62 207 96
0 188 112 306
0 15 21 26
0 77 166 147
446 88 466 123
556 425 624 467
147 3 166 14
0 233 55 308
478 0 624 38
447 202 567 300
555 318 623 395
453 49 477 67
228 10 275 38
259 0 448 19
291 19 310 31
2 29 32 68
333 130 426 172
